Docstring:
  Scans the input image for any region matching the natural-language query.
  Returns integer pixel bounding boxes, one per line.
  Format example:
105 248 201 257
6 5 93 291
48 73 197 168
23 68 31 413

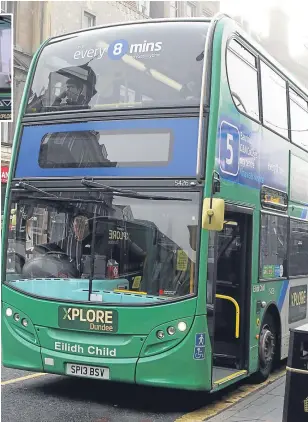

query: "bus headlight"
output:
177 321 187 332
6 308 13 317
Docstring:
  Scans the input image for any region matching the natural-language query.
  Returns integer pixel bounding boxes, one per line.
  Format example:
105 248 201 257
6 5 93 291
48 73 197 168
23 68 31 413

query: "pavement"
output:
208 375 286 422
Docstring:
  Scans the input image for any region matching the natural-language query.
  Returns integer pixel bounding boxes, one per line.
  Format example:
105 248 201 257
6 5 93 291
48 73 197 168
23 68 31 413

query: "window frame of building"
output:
169 1 179 18
137 1 150 17
0 122 10 145
186 1 197 17
83 10 96 28
202 8 213 17
1 1 7 12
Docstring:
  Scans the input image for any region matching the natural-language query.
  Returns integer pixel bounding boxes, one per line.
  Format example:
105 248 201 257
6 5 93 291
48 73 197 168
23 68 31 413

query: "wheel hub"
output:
259 327 274 366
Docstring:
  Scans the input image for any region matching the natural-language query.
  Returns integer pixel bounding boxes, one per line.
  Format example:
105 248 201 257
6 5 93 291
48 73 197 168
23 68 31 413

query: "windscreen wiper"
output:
19 195 111 205
14 181 58 198
81 178 191 201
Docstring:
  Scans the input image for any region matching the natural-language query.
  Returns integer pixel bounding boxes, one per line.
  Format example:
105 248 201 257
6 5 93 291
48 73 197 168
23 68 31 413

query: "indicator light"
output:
21 319 28 327
167 326 176 335
14 313 20 322
156 330 165 339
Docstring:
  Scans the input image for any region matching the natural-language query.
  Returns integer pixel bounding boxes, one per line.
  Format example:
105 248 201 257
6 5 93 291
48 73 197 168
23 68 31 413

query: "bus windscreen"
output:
26 21 209 113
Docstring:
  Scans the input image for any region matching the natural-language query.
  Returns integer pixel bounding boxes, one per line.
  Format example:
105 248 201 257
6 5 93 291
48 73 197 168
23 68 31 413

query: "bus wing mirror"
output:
202 198 225 231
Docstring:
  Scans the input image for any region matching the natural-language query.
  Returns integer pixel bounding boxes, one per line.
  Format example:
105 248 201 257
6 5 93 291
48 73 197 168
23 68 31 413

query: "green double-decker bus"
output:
2 14 308 392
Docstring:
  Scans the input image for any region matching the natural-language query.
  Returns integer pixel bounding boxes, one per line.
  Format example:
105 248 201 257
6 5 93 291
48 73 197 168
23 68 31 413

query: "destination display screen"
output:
38 129 173 168
261 186 288 211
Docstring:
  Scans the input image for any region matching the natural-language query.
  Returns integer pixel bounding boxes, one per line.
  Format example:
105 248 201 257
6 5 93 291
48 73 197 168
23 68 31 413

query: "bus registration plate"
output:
66 363 110 380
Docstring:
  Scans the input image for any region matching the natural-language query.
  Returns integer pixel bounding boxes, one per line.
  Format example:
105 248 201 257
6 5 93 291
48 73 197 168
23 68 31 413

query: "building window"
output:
227 40 259 120
259 213 288 280
169 1 178 17
0 122 9 144
261 61 288 138
1 1 9 12
137 1 150 16
202 8 212 17
186 2 196 17
83 11 96 28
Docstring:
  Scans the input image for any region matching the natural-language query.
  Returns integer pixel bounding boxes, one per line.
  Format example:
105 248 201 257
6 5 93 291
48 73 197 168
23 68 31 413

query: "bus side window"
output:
289 219 308 277
261 61 288 138
259 214 288 279
227 39 259 120
217 225 241 285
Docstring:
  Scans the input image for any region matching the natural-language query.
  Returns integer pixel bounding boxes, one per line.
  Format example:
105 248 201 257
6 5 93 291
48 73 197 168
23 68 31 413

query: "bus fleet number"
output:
174 180 189 187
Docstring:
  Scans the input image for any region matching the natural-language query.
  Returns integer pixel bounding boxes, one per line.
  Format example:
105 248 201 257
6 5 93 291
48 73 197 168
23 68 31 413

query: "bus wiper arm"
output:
14 181 58 198
81 178 191 201
23 196 111 205
81 177 135 194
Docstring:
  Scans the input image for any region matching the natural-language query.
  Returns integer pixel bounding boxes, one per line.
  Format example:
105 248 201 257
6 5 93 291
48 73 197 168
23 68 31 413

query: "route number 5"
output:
219 121 240 177
226 133 233 165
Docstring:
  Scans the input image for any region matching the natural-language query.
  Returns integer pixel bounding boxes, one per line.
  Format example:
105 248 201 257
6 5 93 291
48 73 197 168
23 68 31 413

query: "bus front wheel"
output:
252 313 276 383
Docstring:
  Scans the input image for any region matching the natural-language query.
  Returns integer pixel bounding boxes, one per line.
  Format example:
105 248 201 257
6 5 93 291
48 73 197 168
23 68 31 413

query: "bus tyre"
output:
252 313 276 383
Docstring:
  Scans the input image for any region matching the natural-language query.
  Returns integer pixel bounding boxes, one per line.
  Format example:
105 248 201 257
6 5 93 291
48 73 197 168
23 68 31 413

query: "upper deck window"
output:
26 21 209 114
261 61 288 138
289 88 308 151
227 39 259 120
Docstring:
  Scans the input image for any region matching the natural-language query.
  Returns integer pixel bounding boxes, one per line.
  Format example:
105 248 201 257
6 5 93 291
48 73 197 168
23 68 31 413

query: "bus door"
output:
207 206 253 387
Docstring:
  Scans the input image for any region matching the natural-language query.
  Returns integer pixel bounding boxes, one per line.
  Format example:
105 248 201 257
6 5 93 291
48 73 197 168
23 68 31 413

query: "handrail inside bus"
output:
215 294 240 338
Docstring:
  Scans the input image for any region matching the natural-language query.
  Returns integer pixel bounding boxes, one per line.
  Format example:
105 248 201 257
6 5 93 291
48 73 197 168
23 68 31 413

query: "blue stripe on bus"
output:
15 117 199 178
277 279 289 311
300 208 308 219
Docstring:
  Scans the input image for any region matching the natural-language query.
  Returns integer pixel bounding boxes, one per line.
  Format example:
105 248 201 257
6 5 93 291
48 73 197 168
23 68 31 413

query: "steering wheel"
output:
21 249 78 279
44 251 70 260
231 91 247 113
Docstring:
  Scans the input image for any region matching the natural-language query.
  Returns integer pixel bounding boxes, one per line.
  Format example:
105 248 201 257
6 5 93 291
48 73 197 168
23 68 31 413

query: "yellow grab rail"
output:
215 294 240 339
